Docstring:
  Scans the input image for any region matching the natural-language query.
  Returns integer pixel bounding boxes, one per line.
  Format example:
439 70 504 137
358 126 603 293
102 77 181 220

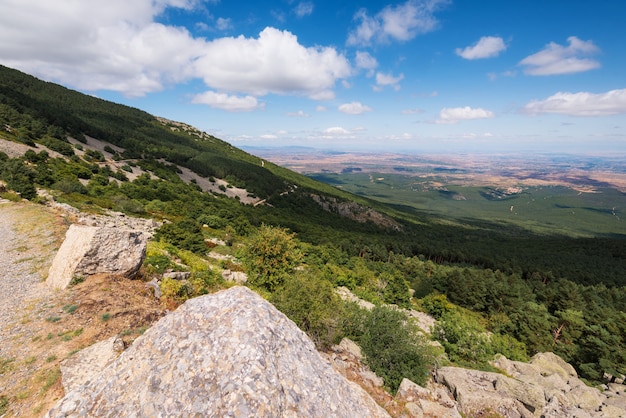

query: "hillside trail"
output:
0 201 70 416
0 201 67 358
0 201 166 417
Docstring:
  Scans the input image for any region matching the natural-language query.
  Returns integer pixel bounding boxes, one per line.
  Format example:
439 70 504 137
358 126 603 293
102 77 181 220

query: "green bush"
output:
39 136 74 156
240 224 303 292
270 271 343 349
341 304 433 391
0 158 37 199
53 178 87 195
154 219 206 254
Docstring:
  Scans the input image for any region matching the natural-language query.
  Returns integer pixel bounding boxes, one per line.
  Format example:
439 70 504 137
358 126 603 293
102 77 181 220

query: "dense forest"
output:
1 64 625 388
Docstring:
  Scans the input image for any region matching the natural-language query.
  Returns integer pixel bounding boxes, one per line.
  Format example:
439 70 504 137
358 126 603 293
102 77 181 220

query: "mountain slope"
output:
1 65 625 389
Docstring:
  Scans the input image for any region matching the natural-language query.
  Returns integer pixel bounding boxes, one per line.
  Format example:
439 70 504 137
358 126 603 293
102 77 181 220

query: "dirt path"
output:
0 202 67 358
0 201 165 417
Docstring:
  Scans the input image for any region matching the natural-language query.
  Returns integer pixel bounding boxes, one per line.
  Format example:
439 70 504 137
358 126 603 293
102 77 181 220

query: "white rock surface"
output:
46 286 390 418
47 224 147 289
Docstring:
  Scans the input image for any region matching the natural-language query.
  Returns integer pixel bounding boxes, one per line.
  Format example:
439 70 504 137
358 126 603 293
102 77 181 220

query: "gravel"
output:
0 201 54 358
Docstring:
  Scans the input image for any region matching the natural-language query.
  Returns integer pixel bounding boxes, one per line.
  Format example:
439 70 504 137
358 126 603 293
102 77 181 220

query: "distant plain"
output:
248 148 626 238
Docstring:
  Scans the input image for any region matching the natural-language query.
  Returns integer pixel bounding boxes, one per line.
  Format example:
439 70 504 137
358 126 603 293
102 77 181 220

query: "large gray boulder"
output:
436 367 537 418
47 224 148 289
490 354 626 417
46 286 390 417
60 335 125 393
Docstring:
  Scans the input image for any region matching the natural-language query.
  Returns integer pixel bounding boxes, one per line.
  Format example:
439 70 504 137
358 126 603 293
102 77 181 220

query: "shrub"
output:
84 149 104 162
342 305 433 391
53 178 87 195
432 310 493 367
39 136 74 156
240 224 303 292
270 271 343 349
154 219 206 254
0 158 37 200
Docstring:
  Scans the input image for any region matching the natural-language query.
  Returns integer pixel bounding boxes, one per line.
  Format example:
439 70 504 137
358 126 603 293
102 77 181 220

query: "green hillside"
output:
1 64 625 386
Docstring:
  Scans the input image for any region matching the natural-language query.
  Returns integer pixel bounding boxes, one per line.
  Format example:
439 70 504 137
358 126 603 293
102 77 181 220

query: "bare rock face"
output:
46 224 147 289
436 354 626 418
437 367 537 418
60 335 125 393
46 286 389 418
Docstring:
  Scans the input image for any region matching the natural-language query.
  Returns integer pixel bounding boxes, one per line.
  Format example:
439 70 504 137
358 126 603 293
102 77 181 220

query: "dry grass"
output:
0 274 166 417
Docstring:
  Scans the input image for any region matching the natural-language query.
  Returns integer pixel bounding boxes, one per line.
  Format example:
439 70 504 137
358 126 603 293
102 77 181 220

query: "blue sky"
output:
1 0 625 154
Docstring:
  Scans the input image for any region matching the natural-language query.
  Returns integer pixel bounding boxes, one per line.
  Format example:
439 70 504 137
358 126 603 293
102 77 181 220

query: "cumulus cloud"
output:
347 0 449 46
355 51 378 76
0 1 351 104
338 102 373 115
294 2 314 18
375 71 404 91
436 106 494 124
456 36 506 59
215 17 232 31
194 28 352 98
191 91 263 111
523 88 626 116
519 36 600 76
324 126 351 135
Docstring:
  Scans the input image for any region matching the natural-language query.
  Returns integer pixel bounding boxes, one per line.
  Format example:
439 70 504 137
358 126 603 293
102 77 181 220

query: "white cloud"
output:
0 1 351 102
287 110 311 117
523 88 626 116
316 105 327 112
455 36 506 60
519 36 600 76
375 71 404 91
339 102 373 115
436 106 494 124
194 28 351 98
324 127 351 135
294 2 314 18
191 91 263 111
347 0 449 46
401 108 424 115
355 51 378 76
215 17 232 31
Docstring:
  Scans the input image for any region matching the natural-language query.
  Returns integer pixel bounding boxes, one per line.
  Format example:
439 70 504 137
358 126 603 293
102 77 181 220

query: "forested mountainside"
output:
1 64 625 385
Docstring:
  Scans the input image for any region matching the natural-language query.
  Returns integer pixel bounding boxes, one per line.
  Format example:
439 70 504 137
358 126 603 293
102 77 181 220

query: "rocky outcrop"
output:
310 194 401 231
396 378 462 418
46 286 389 417
493 353 626 417
431 353 626 418
46 224 148 289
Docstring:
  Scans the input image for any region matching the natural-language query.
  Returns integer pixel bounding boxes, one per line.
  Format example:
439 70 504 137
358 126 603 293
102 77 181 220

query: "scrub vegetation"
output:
1 64 625 390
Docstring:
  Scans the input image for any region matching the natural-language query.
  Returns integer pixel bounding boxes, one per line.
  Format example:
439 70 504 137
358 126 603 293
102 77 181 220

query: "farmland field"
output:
248 148 626 238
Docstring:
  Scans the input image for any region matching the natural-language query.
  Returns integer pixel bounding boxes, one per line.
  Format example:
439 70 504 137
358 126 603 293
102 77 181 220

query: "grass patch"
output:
24 356 37 365
45 355 57 363
0 395 8 415
62 304 79 314
0 357 15 374
101 312 112 322
68 275 85 287
38 367 61 394
120 325 149 336
45 316 61 323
